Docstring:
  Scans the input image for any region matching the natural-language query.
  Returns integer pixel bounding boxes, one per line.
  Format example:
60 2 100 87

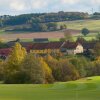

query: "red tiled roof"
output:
46 42 63 49
31 42 63 50
32 43 48 50
62 42 78 49
0 48 12 56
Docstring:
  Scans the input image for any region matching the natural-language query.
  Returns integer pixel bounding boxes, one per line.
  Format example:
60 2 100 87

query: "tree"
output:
81 28 90 36
47 22 58 31
76 37 86 43
70 57 91 77
94 42 100 57
4 43 27 84
45 55 79 81
21 54 45 84
57 59 79 81
31 23 48 32
96 33 100 41
0 60 4 81
60 24 67 30
39 24 48 32
39 57 54 83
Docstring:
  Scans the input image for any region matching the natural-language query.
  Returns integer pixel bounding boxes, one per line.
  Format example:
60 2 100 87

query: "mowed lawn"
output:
0 76 100 100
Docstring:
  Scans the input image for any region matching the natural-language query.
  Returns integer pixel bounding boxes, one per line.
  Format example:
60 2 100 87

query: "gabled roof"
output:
46 42 63 49
62 42 79 49
31 42 64 50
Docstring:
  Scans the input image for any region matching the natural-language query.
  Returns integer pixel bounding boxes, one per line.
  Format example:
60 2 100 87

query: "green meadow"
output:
0 76 100 100
59 20 100 31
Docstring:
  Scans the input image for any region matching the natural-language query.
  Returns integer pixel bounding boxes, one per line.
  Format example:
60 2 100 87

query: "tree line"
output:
0 12 89 31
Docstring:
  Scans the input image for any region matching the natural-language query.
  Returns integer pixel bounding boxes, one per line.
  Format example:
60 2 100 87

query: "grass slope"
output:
58 20 100 31
0 76 100 100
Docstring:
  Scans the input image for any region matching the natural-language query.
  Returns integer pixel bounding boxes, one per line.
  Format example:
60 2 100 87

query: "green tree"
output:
60 24 67 30
21 54 45 84
81 28 90 36
39 24 48 32
94 42 100 57
47 22 58 31
96 33 100 41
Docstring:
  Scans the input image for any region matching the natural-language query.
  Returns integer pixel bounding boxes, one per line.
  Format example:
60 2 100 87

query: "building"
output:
29 41 84 55
30 42 64 54
33 38 49 43
0 48 12 59
61 42 84 55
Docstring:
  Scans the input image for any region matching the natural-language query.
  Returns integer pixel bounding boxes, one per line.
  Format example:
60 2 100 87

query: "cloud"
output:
10 0 26 11
0 0 100 15
31 0 48 9
61 0 80 5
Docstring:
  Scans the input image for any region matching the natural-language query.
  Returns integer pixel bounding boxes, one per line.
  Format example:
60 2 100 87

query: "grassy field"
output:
0 76 100 100
59 20 100 31
0 19 99 42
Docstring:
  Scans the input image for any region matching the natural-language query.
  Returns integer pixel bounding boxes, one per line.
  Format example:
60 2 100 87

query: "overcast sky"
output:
0 0 100 15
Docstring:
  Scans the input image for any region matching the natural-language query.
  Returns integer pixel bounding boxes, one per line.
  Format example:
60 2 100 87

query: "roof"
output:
46 42 63 49
62 42 79 49
31 42 64 50
7 41 33 48
82 42 96 49
33 38 49 43
32 43 48 50
0 48 12 56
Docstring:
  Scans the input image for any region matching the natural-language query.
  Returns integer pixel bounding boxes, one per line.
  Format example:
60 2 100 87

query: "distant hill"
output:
0 12 99 33
0 12 89 32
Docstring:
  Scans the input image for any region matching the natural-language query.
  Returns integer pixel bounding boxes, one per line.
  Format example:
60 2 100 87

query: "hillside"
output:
58 19 100 31
0 19 99 41
0 76 100 100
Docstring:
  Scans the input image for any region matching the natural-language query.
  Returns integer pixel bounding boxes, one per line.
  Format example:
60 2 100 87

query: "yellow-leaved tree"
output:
39 57 54 83
4 42 27 83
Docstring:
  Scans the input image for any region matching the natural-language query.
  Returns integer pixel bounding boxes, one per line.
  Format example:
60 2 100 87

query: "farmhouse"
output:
29 41 84 55
61 42 84 55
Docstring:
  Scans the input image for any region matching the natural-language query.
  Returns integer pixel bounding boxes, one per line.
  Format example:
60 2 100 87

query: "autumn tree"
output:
0 60 4 81
39 57 54 83
4 43 27 83
21 54 45 84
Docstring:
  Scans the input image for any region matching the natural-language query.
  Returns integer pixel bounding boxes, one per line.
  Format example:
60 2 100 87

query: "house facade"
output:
30 42 63 55
61 42 84 55
29 41 84 55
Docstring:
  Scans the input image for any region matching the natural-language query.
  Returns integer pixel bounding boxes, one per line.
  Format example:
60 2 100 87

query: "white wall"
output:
74 44 83 54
